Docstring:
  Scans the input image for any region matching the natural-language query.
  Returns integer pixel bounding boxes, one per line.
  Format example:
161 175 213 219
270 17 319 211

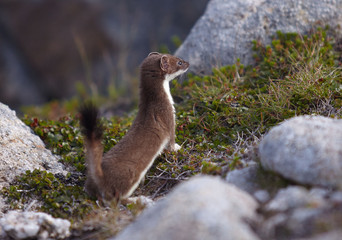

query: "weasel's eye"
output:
178 61 183 66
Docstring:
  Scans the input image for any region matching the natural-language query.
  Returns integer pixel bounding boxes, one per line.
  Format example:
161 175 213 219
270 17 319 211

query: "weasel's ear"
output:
160 55 169 72
148 52 160 57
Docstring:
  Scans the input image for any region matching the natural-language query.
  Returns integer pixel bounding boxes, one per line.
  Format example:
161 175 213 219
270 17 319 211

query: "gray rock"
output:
226 164 290 198
261 208 325 239
0 210 70 240
226 164 261 194
175 0 342 75
329 191 342 204
113 175 260 240
261 213 287 238
291 207 322 223
0 103 66 189
259 115 342 189
297 231 342 240
259 186 342 239
265 186 326 212
253 190 270 203
309 187 330 199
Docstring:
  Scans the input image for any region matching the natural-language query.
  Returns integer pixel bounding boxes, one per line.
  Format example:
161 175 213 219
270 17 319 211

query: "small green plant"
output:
2 169 93 219
173 28 341 148
201 161 222 175
158 35 183 54
22 116 86 171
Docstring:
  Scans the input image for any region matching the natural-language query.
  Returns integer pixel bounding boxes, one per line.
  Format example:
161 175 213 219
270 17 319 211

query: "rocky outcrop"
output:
0 102 66 189
113 175 260 240
175 0 342 75
0 211 70 240
259 115 342 189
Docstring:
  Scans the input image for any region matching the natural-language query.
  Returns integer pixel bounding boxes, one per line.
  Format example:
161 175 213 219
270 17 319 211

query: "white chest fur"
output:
163 69 187 108
163 80 174 108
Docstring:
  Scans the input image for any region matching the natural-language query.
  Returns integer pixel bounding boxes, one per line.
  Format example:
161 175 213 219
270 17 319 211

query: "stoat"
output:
80 52 189 201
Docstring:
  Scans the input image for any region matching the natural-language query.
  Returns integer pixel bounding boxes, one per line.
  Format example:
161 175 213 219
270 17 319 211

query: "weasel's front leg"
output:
169 141 181 151
168 112 181 151
168 129 181 151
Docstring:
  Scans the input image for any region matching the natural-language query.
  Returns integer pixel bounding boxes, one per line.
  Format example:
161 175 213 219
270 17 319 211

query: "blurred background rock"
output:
0 0 208 115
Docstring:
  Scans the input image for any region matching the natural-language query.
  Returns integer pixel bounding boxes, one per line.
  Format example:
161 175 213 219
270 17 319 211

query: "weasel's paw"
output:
173 143 181 151
127 196 155 208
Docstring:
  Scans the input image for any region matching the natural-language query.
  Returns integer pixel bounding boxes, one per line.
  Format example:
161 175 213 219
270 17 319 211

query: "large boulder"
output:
259 115 342 189
0 102 66 189
175 0 342 75
113 175 259 240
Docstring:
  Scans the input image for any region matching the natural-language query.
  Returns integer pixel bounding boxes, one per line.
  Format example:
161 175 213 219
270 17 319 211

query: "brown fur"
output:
80 52 189 201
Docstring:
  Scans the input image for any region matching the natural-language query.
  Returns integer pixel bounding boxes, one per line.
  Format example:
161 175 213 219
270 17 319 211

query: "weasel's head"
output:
141 52 190 83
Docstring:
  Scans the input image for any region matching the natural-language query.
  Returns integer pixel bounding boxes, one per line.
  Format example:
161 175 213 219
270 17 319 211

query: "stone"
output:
259 115 342 189
259 186 342 239
287 207 324 235
175 0 342 75
309 188 330 199
261 213 287 238
329 191 342 204
253 190 270 203
298 231 342 240
265 186 327 212
0 103 66 189
226 164 261 194
0 210 70 240
226 163 289 198
113 175 260 240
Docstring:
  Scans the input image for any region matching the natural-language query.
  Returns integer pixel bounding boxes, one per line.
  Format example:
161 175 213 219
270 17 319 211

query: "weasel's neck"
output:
163 79 174 106
136 72 178 124
139 73 176 107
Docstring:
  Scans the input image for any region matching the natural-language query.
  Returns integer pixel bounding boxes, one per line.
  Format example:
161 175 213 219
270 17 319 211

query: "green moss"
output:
22 116 85 171
201 161 222 175
255 166 292 196
2 169 93 219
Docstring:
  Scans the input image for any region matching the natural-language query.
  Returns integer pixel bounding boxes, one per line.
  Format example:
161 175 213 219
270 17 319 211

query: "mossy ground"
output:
2 27 341 238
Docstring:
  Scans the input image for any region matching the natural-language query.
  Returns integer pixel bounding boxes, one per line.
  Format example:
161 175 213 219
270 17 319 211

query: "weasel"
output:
80 52 189 201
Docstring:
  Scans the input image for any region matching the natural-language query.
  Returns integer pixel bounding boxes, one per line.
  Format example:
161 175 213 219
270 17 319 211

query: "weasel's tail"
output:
79 102 104 194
